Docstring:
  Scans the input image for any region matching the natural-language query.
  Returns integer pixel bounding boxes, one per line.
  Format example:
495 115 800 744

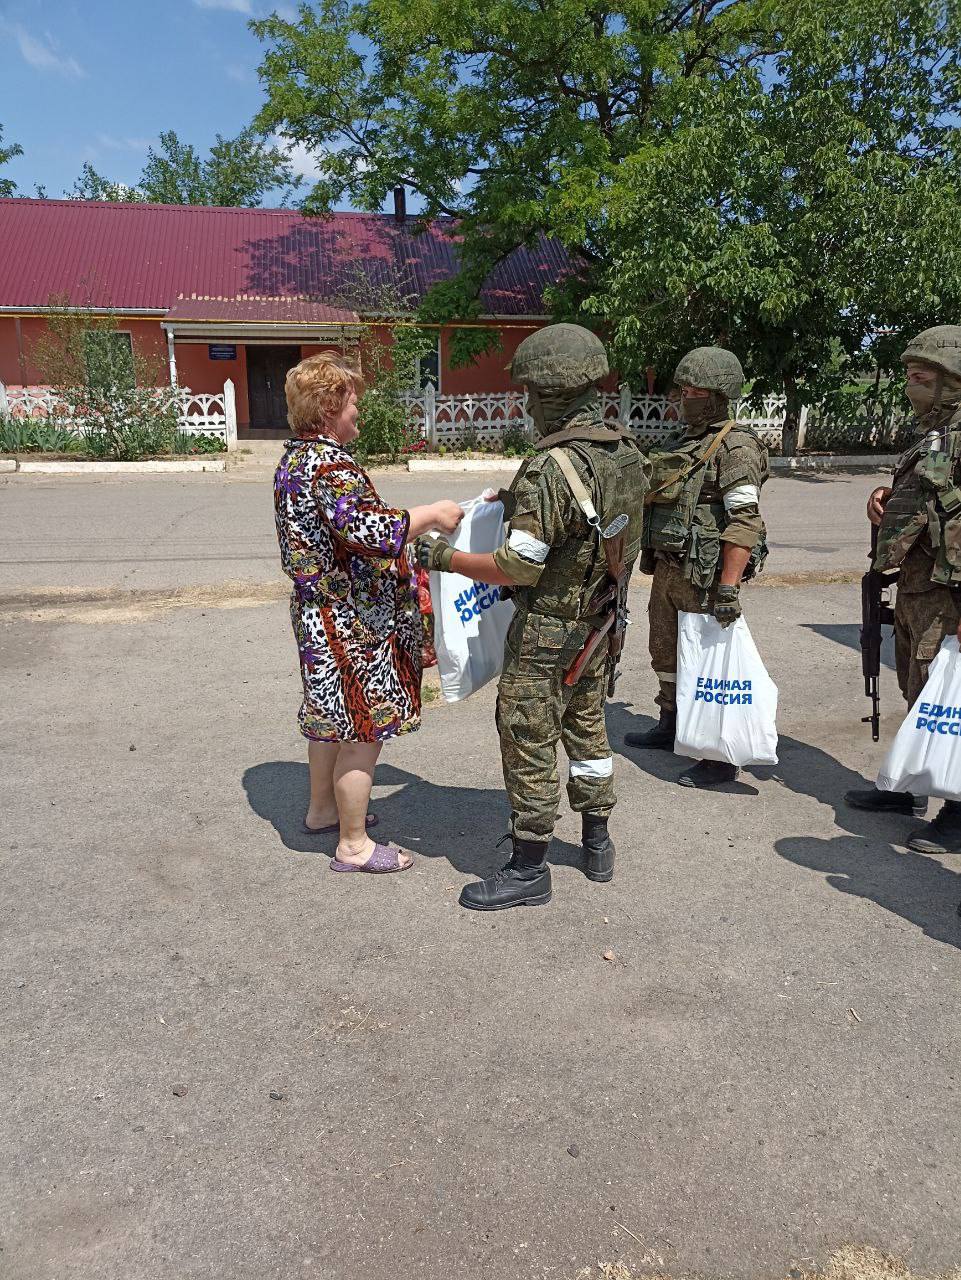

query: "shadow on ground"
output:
609 699 961 951
801 621 897 670
242 760 587 875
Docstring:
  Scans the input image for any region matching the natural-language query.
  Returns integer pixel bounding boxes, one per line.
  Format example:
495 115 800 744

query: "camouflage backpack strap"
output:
643 419 737 506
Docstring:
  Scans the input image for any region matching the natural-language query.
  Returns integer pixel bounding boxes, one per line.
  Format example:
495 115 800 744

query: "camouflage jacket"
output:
492 410 649 620
875 410 961 588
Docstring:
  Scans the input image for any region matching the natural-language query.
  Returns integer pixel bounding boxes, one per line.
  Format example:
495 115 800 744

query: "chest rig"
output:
641 422 766 588
875 413 961 584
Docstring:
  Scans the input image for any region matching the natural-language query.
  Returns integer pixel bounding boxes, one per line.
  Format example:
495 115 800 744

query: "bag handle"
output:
547 447 601 529
644 419 738 505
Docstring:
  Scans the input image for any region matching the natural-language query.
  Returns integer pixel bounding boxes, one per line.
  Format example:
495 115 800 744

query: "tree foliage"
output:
0 124 23 198
330 266 436 460
30 299 180 460
253 0 961 448
69 128 302 207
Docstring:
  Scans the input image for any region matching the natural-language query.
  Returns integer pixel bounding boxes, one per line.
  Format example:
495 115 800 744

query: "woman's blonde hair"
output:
285 353 364 435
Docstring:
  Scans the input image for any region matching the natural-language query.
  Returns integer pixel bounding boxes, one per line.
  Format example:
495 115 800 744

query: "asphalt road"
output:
2 565 960 1278
0 465 886 593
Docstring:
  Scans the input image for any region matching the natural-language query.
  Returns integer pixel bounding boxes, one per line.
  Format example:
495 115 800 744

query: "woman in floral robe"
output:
274 355 462 874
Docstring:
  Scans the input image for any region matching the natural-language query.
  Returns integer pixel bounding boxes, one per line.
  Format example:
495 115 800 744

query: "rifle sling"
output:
547 447 600 527
644 419 738 505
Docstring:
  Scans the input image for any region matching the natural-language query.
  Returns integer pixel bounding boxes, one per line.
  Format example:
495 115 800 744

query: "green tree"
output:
0 124 24 198
69 128 302 207
330 266 436 460
30 298 180 460
253 0 961 451
71 162 144 202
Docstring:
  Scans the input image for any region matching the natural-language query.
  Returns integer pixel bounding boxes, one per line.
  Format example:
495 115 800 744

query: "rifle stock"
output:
564 529 630 691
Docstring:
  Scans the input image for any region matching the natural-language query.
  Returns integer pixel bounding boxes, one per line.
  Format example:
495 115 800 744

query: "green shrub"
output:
0 414 85 454
353 388 424 461
173 431 227 454
502 424 534 457
804 381 909 454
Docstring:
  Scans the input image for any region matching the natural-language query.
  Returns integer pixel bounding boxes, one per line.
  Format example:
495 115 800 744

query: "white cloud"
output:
193 0 253 12
11 25 85 77
283 140 327 180
96 134 153 152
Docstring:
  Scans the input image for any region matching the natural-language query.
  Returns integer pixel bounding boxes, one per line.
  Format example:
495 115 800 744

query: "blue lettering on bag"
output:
457 581 503 625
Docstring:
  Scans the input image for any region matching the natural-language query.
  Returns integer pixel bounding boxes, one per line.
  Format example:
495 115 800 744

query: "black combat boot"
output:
624 709 676 750
459 837 552 911
844 786 928 819
906 800 961 854
582 813 615 883
678 759 738 788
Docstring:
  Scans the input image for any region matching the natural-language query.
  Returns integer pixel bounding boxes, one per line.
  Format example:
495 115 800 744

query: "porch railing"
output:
0 380 238 449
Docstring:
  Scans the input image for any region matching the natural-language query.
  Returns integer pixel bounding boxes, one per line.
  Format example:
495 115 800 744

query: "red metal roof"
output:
164 296 359 325
0 198 571 318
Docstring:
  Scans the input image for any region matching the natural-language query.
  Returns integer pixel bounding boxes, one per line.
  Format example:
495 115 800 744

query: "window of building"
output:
417 340 441 391
83 330 135 389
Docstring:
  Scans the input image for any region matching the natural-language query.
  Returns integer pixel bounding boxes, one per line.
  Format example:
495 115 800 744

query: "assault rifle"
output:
860 523 898 742
564 513 630 696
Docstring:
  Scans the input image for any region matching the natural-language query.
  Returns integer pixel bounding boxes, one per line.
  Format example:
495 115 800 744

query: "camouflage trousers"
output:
497 610 615 843
894 586 961 705
647 554 719 712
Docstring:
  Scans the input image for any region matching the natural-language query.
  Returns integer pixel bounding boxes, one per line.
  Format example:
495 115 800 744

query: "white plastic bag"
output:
877 638 961 800
430 494 515 703
674 611 779 765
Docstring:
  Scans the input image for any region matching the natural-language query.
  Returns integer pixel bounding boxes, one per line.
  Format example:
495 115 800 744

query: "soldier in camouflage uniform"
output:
846 325 961 853
419 324 649 910
624 347 769 788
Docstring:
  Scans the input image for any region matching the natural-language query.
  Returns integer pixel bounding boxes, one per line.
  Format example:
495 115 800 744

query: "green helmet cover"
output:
510 323 609 391
900 325 961 380
673 347 745 401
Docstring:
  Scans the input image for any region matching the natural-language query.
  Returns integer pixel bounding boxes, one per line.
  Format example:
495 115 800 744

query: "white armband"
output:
507 529 550 563
723 484 760 512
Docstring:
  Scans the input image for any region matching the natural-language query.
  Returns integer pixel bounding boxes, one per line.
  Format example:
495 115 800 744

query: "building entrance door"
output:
247 346 300 428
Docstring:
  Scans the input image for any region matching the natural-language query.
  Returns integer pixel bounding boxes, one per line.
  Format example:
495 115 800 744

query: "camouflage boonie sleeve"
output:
492 454 586 585
717 431 768 549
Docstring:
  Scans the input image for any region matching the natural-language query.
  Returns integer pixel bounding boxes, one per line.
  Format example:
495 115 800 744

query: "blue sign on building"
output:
208 344 237 361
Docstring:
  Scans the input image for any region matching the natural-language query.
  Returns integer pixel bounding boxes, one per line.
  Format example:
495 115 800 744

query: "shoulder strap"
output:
645 419 737 503
547 447 601 529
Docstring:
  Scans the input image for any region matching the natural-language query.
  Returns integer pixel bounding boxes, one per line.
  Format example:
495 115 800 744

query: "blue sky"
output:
0 0 328 202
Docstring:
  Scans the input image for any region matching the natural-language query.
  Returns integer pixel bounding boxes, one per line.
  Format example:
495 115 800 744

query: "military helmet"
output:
900 325 961 380
673 346 744 401
510 323 609 390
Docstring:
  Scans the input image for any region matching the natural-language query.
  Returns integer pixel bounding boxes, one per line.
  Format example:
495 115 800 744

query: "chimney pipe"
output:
393 185 407 224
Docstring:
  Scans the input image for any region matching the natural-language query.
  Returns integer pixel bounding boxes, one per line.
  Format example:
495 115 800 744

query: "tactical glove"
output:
416 535 457 573
714 584 741 628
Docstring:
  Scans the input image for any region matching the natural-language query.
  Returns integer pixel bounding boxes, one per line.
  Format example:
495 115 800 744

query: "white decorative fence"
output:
0 380 238 450
400 384 804 450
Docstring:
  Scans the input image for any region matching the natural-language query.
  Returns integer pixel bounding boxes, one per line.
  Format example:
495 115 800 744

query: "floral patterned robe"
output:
274 436 422 742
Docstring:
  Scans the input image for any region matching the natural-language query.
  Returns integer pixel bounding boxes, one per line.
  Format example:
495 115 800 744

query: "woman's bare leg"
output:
334 742 410 867
306 740 340 830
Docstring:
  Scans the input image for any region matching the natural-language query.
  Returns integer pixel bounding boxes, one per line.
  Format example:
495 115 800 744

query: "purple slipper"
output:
329 842 412 874
303 813 379 836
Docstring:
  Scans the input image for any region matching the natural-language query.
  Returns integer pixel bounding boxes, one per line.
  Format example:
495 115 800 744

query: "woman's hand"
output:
867 486 892 526
429 501 465 534
406 500 465 541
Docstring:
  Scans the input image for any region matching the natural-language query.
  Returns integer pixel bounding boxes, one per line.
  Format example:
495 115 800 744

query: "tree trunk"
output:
781 373 803 457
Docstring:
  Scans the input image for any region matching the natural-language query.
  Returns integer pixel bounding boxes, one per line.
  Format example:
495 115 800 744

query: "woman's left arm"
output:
315 462 409 558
